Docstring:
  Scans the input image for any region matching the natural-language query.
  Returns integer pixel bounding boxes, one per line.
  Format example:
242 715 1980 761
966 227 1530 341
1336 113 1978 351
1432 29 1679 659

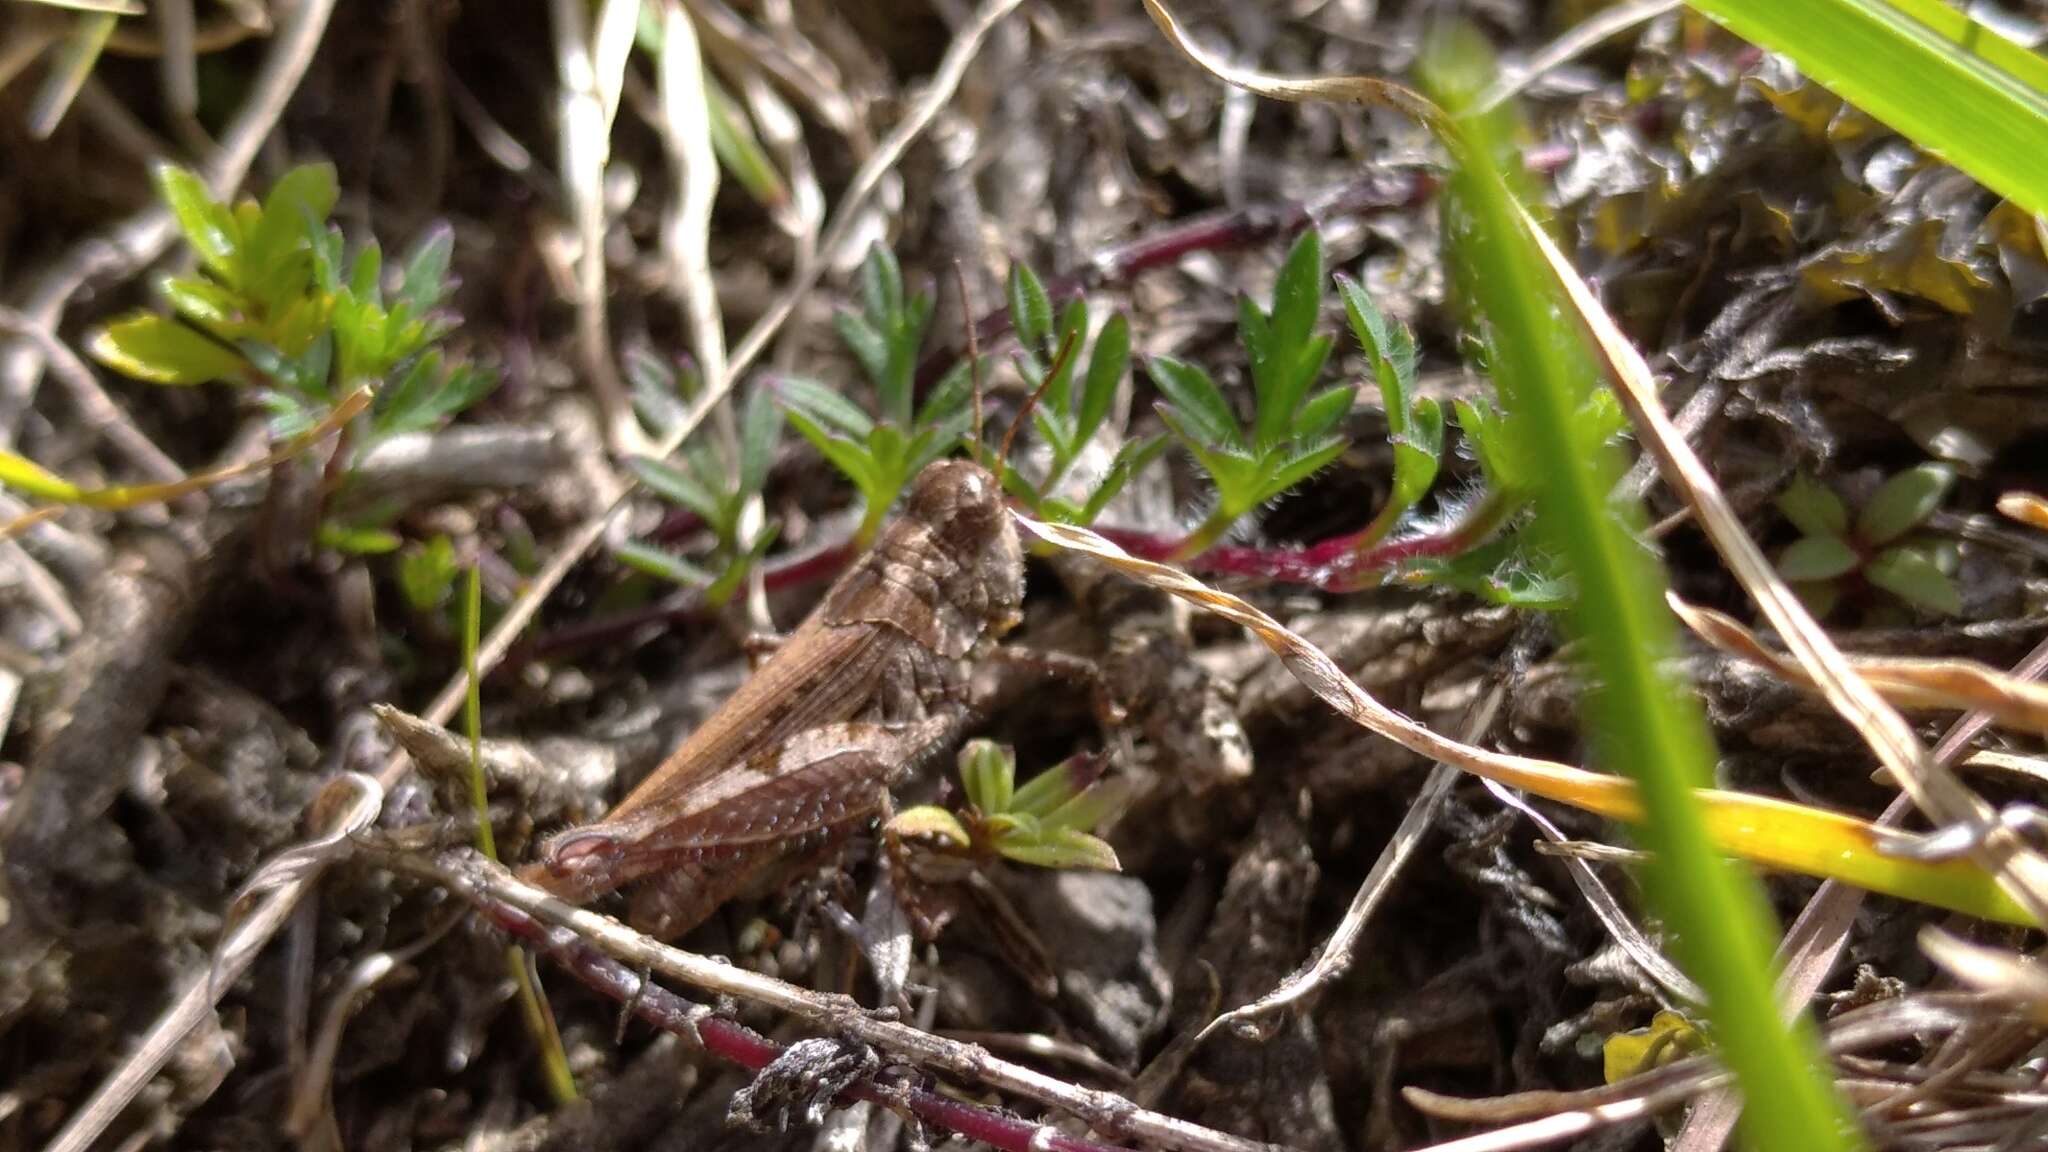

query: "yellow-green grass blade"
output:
1690 0 2048 216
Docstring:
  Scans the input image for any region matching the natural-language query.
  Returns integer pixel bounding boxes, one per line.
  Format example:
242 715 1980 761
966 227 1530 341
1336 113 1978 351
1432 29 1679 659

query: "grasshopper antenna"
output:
951 262 986 467
995 326 1079 481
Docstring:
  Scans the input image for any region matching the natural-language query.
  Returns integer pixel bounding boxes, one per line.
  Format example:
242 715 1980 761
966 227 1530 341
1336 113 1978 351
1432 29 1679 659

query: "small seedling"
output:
1338 275 1441 549
994 262 1166 525
88 162 498 552
1774 465 1960 617
1150 230 1358 558
776 245 976 546
888 739 1125 872
617 351 784 608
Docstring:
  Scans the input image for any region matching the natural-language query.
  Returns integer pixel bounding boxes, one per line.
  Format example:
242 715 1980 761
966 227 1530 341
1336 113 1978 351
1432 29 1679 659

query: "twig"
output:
0 307 188 488
380 847 1285 1152
1472 0 1682 114
38 7 1029 1150
1198 684 1503 1042
550 0 643 453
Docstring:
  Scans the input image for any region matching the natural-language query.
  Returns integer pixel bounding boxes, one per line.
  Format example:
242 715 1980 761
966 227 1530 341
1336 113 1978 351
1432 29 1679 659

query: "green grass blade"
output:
1423 27 1862 1152
1689 0 2048 217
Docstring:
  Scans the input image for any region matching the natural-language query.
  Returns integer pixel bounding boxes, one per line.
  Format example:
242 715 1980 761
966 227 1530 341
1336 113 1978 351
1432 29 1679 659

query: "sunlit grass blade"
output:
1687 0 2048 217
1419 24 1862 1152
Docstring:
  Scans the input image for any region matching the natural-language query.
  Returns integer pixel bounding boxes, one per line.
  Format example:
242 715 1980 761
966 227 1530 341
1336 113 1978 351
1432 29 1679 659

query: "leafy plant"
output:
1774 465 1960 617
92 163 497 454
994 262 1166 525
888 740 1125 872
777 245 976 546
1151 230 1358 558
617 351 784 608
1338 275 1440 549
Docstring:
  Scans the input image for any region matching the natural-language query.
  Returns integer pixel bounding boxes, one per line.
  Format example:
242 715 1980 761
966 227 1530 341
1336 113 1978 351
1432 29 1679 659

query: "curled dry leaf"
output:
211 771 383 994
1670 593 2048 738
1014 515 2032 936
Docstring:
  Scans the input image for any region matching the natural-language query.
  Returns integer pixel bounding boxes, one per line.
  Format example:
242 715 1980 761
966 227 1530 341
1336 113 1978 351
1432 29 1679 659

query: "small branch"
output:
380 847 1286 1152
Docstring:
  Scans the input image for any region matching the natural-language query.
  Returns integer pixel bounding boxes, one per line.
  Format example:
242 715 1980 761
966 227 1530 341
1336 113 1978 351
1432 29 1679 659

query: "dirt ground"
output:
2 2 2047 1152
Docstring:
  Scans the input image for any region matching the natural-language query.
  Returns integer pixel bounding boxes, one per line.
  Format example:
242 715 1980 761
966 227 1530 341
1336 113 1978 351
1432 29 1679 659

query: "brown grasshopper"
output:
520 458 1028 938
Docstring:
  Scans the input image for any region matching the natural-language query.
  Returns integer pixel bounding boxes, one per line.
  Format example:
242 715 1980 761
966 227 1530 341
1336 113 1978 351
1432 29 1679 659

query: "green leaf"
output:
1292 384 1358 444
917 360 975 431
886 804 972 849
858 244 904 324
1079 433 1170 525
1856 463 1953 544
1454 396 1528 493
1389 396 1445 509
1777 475 1849 539
631 455 727 526
153 164 239 281
1040 774 1129 834
398 536 460 611
1866 545 1963 614
158 276 242 333
1689 0 2048 220
1149 356 1241 450
242 162 338 278
1077 312 1128 448
1268 229 1326 378
89 314 246 385
1253 438 1347 505
1007 261 1053 353
833 312 890 393
397 222 456 316
1777 533 1861 581
958 739 1015 815
738 385 781 498
996 828 1121 871
775 375 874 438
1339 274 1419 424
786 410 881 499
318 521 404 555
615 539 716 587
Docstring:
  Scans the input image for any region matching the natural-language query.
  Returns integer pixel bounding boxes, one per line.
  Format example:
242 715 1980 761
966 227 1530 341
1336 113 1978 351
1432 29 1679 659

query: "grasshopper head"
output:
904 458 1025 638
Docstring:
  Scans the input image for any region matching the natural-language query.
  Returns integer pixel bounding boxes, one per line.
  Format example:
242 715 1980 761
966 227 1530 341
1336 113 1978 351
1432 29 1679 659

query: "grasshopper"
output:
521 457 1027 938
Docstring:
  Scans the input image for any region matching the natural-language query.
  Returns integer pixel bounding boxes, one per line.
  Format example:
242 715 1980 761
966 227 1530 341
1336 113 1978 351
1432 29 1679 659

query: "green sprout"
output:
1150 229 1357 559
888 739 1126 872
1338 275 1441 549
777 245 976 547
88 162 498 553
1774 465 1961 618
994 261 1166 525
616 351 784 609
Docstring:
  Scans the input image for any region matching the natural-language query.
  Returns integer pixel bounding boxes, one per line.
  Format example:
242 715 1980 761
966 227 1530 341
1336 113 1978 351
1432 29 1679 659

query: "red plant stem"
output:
1095 492 1517 591
915 168 1437 391
481 900 1135 1152
536 489 1514 665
